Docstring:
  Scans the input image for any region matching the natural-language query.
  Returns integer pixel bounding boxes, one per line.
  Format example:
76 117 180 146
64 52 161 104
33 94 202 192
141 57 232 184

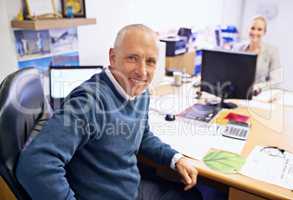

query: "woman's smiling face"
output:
249 18 266 44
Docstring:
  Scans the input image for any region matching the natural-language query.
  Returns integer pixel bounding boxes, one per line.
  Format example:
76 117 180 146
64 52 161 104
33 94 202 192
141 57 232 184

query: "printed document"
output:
240 146 293 190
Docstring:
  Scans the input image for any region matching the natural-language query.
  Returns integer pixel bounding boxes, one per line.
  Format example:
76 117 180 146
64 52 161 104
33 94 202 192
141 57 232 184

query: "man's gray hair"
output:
113 24 157 48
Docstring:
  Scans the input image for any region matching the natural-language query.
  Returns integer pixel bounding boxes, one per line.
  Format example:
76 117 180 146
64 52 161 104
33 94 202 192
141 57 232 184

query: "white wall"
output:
221 0 245 28
78 0 135 67
240 0 293 91
0 0 19 82
1 0 243 81
79 0 244 67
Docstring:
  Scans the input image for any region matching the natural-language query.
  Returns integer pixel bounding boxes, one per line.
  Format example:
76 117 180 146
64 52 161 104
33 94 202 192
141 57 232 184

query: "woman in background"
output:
235 16 282 87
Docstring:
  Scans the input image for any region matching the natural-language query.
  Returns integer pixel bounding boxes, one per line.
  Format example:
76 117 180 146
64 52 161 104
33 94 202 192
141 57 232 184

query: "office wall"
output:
78 0 134 68
0 0 18 82
221 0 245 28
240 0 293 91
1 0 243 81
78 0 244 67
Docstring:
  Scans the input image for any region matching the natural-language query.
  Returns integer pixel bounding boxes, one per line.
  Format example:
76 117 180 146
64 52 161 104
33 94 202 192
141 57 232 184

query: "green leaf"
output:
203 150 246 174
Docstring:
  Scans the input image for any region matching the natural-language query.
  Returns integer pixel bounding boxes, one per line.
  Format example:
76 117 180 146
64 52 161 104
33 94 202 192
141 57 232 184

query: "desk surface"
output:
151 82 293 200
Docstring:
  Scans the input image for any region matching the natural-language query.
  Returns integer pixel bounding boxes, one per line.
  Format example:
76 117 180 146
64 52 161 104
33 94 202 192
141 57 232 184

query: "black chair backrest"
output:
0 67 52 200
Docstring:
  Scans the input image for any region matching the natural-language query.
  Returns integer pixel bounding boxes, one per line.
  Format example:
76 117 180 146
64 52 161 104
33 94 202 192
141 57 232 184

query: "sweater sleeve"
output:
139 117 178 167
16 90 103 200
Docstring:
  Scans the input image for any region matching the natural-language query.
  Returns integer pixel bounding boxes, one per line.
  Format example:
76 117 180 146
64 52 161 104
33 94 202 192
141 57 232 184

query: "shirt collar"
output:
105 68 136 101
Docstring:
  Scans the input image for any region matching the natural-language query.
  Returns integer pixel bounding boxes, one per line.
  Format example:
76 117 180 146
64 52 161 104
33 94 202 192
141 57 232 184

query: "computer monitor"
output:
49 66 103 108
200 49 257 109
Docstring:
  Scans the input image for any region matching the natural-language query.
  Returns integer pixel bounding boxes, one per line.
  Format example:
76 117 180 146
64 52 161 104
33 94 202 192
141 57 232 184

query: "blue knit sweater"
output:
16 70 177 200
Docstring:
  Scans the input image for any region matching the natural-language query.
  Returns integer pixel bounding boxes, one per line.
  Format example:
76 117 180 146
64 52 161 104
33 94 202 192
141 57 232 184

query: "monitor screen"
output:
49 66 102 99
200 49 257 101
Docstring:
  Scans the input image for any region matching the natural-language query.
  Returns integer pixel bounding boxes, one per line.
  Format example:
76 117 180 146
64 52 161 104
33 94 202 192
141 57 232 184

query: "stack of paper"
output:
240 146 293 190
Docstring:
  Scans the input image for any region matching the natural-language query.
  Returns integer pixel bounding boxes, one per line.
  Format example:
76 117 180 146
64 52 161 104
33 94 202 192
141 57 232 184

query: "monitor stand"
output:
219 89 238 109
196 90 238 109
205 94 238 109
220 99 238 109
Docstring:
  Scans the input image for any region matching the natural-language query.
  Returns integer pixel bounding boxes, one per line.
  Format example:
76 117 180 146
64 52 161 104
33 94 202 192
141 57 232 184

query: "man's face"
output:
109 29 158 97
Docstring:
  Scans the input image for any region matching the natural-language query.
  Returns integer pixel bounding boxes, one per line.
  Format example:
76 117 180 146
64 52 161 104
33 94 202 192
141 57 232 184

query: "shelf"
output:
11 18 96 30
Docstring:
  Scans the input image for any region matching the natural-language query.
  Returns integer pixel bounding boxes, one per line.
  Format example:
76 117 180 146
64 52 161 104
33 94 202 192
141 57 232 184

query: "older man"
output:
16 24 201 200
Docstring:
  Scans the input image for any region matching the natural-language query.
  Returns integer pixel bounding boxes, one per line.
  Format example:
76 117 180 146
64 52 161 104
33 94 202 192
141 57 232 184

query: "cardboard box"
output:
165 50 195 75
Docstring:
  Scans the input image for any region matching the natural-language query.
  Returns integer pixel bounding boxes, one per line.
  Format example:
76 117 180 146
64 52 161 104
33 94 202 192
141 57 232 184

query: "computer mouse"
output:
165 114 176 121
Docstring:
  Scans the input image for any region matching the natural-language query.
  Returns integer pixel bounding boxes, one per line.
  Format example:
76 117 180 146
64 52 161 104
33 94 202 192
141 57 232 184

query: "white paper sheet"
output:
237 99 276 111
150 95 194 115
253 89 282 102
253 89 293 107
240 146 293 190
149 111 246 160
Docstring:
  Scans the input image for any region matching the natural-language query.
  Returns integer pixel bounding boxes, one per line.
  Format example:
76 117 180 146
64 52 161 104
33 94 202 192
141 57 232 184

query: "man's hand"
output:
175 157 198 191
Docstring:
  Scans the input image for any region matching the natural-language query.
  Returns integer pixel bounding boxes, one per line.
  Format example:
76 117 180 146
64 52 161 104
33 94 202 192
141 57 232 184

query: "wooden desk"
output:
151 83 293 200
1 82 292 200
199 105 293 200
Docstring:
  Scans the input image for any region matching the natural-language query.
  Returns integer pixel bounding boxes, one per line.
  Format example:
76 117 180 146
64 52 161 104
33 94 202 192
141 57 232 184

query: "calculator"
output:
221 121 250 140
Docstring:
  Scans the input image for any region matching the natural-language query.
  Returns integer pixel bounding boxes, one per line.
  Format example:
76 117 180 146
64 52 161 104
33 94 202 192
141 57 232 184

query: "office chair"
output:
0 67 52 200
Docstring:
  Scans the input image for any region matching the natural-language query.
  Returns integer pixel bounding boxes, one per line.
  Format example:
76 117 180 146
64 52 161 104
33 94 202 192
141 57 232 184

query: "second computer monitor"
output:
200 49 257 104
49 66 103 109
